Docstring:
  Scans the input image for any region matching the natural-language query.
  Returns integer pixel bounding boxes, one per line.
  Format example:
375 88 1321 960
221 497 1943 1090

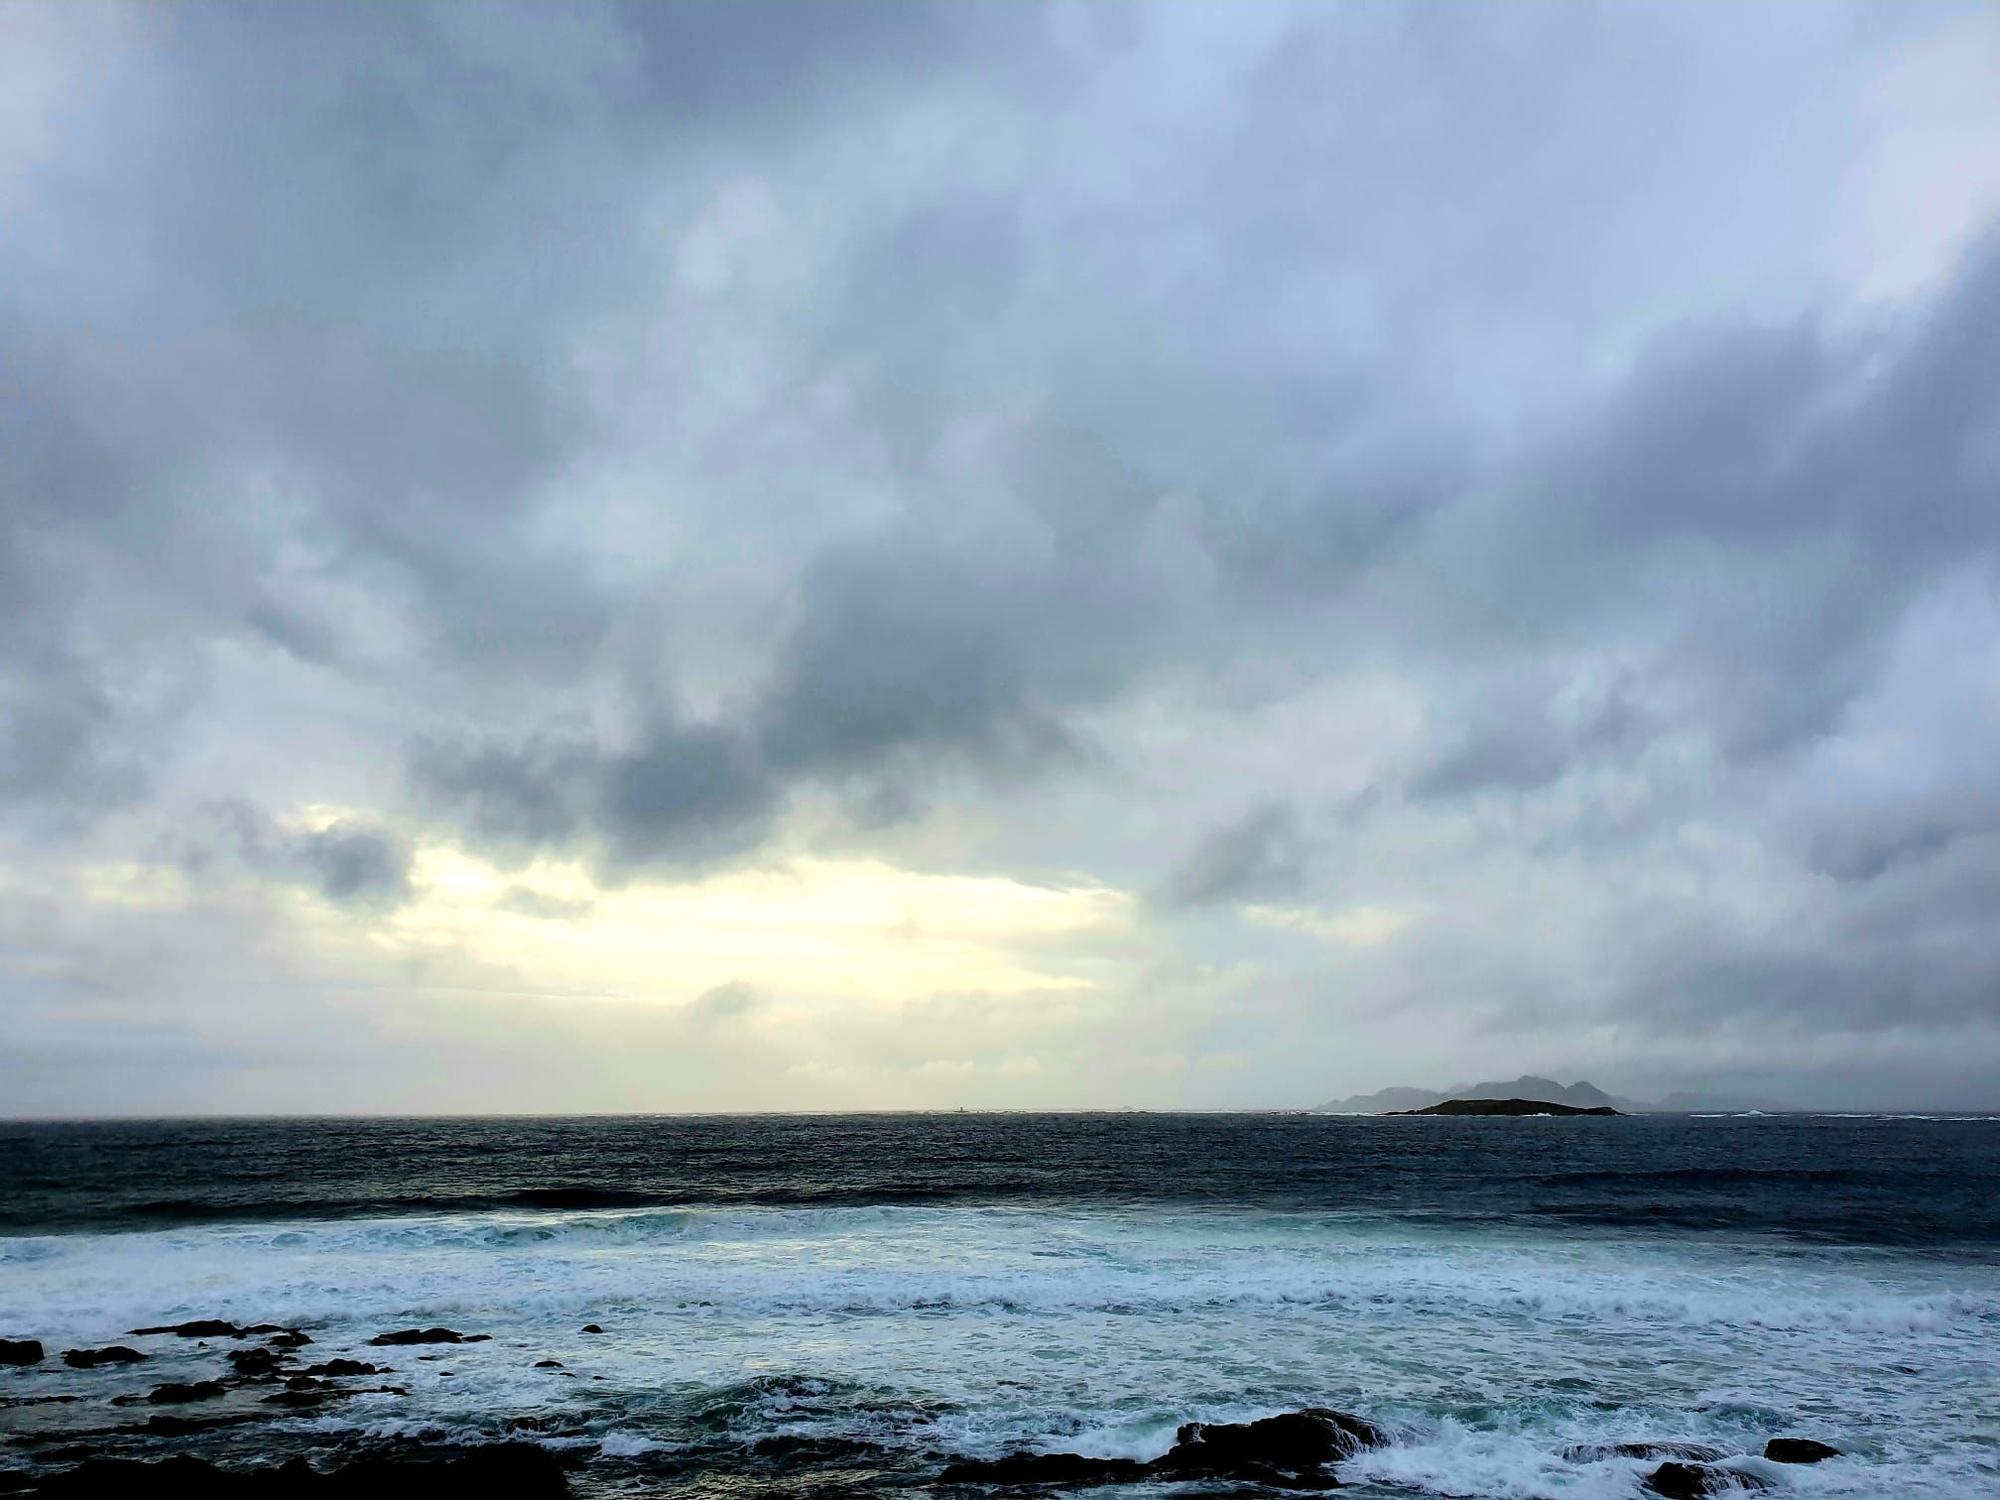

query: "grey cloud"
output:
295 822 414 908
1159 802 1314 909
186 801 413 910
496 888 596 921
7 2 2000 1106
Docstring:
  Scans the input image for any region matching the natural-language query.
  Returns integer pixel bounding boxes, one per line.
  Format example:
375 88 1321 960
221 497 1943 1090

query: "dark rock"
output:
1565 1442 1729 1463
938 1453 1152 1487
1764 1437 1840 1464
1645 1462 1772 1497
304 1359 386 1377
534 1359 564 1369
0 1339 43 1366
368 1328 485 1346
260 1390 331 1408
580 1324 604 1334
1391 1097 1620 1117
1158 1408 1386 1475
61 1347 147 1369
266 1330 313 1349
227 1347 288 1377
129 1319 243 1338
938 1410 1383 1490
25 1443 567 1496
145 1380 229 1405
142 1412 264 1437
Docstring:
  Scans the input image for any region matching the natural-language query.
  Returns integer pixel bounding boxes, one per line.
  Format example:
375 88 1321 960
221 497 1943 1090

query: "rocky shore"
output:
0 1318 1846 1496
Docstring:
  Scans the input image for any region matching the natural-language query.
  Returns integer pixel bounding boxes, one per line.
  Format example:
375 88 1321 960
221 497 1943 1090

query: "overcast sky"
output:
4 1 1999 1115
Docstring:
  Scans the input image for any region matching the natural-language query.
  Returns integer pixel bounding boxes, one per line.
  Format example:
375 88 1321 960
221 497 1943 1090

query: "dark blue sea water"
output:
3 1114 1997 1496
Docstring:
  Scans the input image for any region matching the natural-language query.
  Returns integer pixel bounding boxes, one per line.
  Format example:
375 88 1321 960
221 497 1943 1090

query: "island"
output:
1389 1097 1620 1117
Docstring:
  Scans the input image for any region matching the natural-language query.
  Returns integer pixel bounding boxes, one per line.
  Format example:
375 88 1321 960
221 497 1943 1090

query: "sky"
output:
4 1 2000 1115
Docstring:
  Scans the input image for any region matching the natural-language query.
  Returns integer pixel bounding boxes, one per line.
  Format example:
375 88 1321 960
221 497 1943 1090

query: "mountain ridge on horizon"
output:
1312 1074 1790 1114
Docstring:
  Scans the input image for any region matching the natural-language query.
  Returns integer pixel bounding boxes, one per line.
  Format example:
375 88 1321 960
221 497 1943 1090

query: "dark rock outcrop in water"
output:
367 1327 489 1346
1564 1442 1728 1463
1 1339 43 1366
61 1347 147 1369
1644 1461 1771 1497
20 1444 569 1497
137 1381 229 1406
1160 1408 1385 1473
937 1407 1385 1488
938 1454 1152 1486
1392 1097 1619 1116
129 1319 244 1338
1764 1437 1840 1464
226 1347 288 1378
302 1360 386 1377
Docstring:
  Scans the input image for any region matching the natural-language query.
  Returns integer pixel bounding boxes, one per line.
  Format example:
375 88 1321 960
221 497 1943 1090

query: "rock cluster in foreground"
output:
15 1444 568 1497
1 1314 1850 1497
941 1407 1386 1489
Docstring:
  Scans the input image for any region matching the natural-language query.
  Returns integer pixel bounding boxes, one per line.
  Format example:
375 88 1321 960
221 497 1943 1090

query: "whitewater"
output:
2 1114 1996 1497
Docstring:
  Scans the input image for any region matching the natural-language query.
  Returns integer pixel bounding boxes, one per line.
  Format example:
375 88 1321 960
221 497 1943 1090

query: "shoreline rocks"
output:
1 1339 44 1367
17 1443 569 1497
937 1407 1386 1489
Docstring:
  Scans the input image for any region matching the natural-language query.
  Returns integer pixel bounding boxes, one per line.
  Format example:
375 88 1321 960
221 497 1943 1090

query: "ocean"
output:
1 1113 1996 1497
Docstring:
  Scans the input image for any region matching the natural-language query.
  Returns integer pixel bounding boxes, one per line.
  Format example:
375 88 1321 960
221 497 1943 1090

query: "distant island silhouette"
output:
1314 1074 1789 1114
1389 1097 1621 1117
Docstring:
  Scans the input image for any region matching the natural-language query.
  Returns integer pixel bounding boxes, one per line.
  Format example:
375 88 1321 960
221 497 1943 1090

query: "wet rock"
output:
142 1412 264 1438
1645 1461 1773 1497
534 1359 564 1369
226 1347 288 1378
580 1324 604 1334
129 1319 243 1338
1565 1442 1729 1463
1157 1408 1386 1476
368 1327 488 1346
260 1389 332 1408
61 1347 147 1370
938 1453 1152 1487
1763 1438 1840 1464
0 1339 43 1367
939 1410 1383 1490
303 1359 386 1377
265 1330 314 1349
23 1442 568 1496
144 1380 229 1405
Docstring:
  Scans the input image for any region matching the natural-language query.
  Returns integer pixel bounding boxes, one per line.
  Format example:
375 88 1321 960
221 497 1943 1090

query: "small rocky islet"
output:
1389 1096 1623 1117
0 1319 1843 1496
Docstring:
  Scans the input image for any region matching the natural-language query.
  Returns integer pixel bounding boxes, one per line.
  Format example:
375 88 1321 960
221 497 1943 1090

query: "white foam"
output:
2 1204 1995 1498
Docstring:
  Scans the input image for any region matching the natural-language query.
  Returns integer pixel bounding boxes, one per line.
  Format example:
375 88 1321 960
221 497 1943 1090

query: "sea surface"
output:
2 1113 1997 1497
